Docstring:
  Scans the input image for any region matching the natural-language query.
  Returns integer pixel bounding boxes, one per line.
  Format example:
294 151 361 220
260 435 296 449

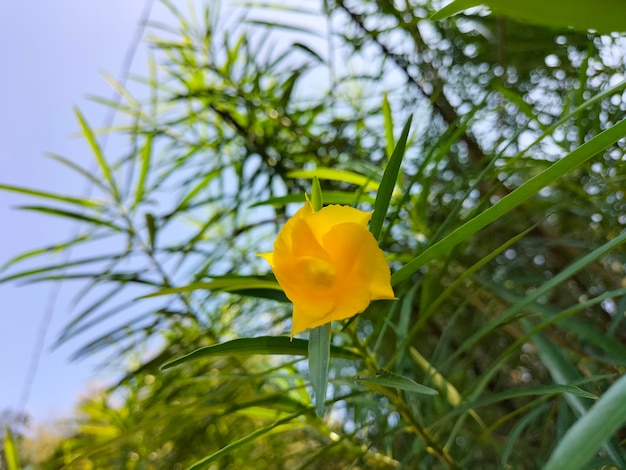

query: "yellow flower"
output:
260 197 396 336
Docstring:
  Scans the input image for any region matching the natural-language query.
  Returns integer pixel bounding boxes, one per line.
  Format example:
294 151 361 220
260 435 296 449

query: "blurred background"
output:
0 0 162 422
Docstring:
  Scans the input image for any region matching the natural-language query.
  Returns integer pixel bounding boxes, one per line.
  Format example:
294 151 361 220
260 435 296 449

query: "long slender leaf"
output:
186 409 308 470
431 0 626 33
369 114 412 242
382 93 395 158
358 369 438 395
3 428 21 470
14 205 123 232
543 374 626 470
308 323 331 416
0 184 101 208
74 107 120 200
132 133 153 210
531 328 626 467
392 118 626 285
287 168 380 192
161 336 360 369
140 278 284 298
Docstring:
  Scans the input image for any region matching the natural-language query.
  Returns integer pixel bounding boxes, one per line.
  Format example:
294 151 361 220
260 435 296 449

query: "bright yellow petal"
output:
262 199 395 337
306 205 371 244
272 198 315 254
323 222 396 301
291 305 329 336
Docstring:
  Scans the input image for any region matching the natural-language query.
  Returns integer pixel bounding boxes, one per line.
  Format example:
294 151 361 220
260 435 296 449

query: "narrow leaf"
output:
74 107 120 200
251 191 374 208
370 114 412 241
431 0 626 34
287 168 380 192
308 323 331 416
133 133 153 209
543 374 626 470
531 328 626 467
0 184 101 208
161 335 360 370
392 118 626 285
3 428 21 470
187 409 307 470
358 369 438 395
382 93 395 158
140 278 284 298
311 176 323 211
15 205 123 232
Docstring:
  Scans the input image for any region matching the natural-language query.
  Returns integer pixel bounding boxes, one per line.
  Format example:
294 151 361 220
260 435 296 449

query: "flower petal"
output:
306 205 371 244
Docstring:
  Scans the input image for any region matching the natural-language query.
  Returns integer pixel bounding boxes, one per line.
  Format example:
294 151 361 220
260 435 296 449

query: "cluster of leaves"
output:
2 0 626 468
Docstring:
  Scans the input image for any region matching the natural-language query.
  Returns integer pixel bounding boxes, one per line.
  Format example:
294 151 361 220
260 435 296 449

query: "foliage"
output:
2 0 626 468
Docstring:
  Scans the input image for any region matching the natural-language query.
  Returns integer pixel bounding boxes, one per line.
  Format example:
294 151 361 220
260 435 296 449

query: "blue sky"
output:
0 0 169 422
0 0 330 425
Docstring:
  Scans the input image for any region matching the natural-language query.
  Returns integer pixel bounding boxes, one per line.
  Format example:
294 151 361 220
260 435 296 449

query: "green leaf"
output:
358 369 438 395
430 0 626 33
3 428 21 470
311 176 323 211
308 323 331 416
15 205 123 232
0 184 102 208
447 385 598 420
186 409 308 470
287 168 380 192
369 114 412 242
0 254 125 283
251 191 374 208
45 152 109 192
140 278 284 298
160 335 360 370
0 233 96 272
74 107 120 200
456 230 626 366
382 93 395 158
531 329 626 467
543 374 626 470
132 133 153 209
392 118 626 285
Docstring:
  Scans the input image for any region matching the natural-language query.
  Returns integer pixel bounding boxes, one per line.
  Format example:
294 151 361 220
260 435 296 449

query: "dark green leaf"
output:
161 336 360 370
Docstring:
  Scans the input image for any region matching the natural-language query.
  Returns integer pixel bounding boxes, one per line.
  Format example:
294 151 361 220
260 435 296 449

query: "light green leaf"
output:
311 176 323 211
251 191 374 208
358 369 438 396
132 133 153 209
392 118 626 285
3 428 21 470
382 93 395 158
287 168 380 192
0 184 102 208
186 409 307 470
532 329 626 467
431 0 626 33
74 107 120 200
161 335 360 370
308 323 331 416
543 374 626 470
15 205 123 232
370 114 412 242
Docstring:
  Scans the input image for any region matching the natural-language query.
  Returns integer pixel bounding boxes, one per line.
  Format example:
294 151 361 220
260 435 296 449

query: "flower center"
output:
303 257 336 289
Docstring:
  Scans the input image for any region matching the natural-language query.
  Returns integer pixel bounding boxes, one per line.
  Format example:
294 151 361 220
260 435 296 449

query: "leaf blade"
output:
160 336 360 370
